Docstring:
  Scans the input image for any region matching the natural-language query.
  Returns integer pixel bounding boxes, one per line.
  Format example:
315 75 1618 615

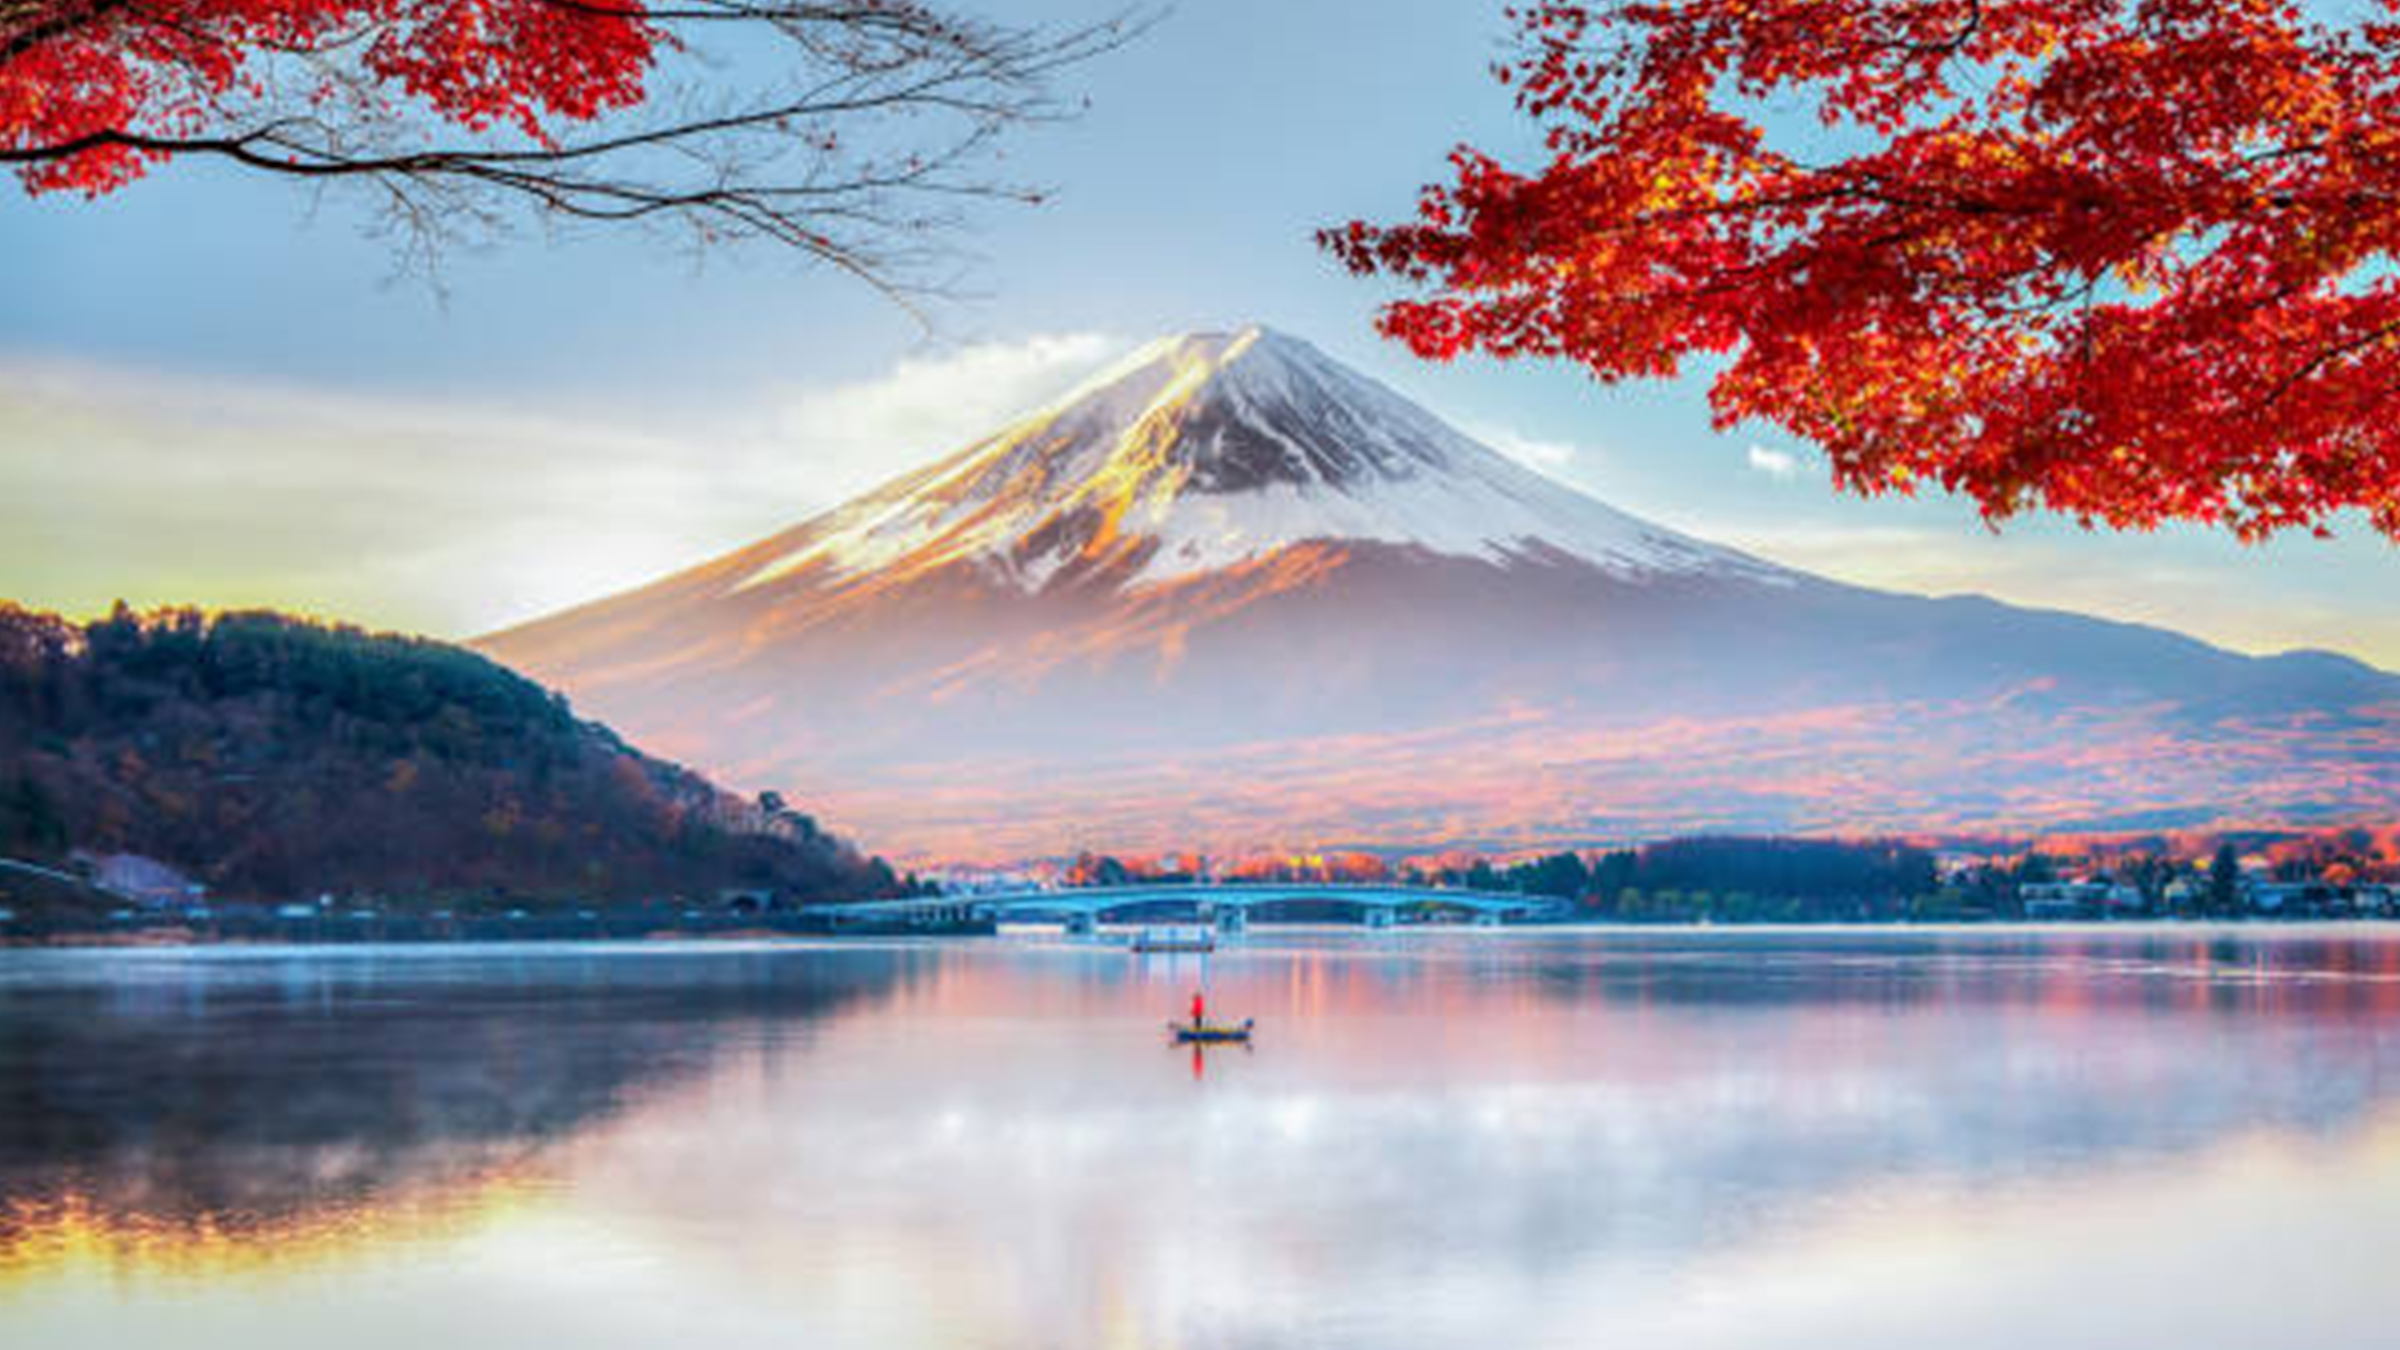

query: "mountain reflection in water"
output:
4 930 2400 1350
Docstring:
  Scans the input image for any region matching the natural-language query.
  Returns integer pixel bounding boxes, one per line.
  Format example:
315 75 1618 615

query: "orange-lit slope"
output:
481 327 2400 863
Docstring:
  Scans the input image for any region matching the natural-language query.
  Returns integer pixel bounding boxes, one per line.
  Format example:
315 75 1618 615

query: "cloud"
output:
749 333 1127 501
1746 444 1801 479
1465 423 1591 473
0 333 1126 639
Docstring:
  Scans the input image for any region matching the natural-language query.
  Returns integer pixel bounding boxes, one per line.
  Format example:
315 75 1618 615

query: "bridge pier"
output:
1212 905 1248 934
1364 904 1397 930
1064 911 1097 936
1473 910 1503 929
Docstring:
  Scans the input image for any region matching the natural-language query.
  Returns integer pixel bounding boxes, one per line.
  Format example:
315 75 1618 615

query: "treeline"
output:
0 603 904 906
1055 836 1948 922
1430 836 1943 921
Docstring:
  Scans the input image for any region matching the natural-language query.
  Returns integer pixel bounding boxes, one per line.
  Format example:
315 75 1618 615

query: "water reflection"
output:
4 930 2399 1349
0 944 920 1253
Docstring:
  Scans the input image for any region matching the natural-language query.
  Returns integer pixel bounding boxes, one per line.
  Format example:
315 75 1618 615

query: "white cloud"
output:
0 333 1126 638
1746 444 1801 480
750 333 1127 501
1464 423 1590 473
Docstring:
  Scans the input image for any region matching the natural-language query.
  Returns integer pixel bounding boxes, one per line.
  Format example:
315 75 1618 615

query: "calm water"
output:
5 928 2400 1349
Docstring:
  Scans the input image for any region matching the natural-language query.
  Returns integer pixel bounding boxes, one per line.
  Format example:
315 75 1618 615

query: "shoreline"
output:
9 916 2395 949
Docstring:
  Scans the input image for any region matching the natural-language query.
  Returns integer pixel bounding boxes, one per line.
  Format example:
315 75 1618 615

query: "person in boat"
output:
1189 989 1205 1028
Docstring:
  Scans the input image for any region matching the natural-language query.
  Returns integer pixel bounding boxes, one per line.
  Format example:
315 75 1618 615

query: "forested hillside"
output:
0 604 901 905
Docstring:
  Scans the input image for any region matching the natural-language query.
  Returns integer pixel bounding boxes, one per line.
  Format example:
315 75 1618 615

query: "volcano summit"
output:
482 326 2400 862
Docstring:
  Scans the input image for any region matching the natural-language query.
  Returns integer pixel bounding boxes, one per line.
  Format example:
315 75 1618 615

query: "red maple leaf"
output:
1324 0 2400 541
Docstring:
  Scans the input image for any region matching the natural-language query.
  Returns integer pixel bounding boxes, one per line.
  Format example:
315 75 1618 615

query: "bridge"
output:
0 856 123 897
815 883 1574 933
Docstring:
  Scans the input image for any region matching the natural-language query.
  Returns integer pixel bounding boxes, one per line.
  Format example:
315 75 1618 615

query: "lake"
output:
4 928 2400 1349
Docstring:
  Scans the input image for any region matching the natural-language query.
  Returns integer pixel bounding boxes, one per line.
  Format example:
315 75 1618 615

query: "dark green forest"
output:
0 604 901 906
1446 837 1947 922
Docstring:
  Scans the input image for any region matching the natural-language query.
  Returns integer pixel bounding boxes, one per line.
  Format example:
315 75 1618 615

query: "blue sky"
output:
4 0 2397 665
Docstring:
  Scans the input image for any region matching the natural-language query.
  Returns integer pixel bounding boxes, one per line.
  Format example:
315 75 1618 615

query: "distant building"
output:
924 870 1042 896
2247 880 2327 914
2019 879 2143 918
74 851 205 909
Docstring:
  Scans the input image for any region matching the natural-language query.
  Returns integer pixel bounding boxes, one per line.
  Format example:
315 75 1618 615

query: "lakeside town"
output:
932 837 2400 924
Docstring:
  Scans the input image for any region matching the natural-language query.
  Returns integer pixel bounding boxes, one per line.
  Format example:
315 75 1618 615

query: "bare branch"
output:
1 1 1162 306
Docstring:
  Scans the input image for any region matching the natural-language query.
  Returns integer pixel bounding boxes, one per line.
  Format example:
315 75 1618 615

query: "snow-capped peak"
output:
733 324 1780 594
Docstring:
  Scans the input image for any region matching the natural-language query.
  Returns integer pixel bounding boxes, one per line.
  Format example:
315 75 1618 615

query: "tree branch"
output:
1 0 1160 305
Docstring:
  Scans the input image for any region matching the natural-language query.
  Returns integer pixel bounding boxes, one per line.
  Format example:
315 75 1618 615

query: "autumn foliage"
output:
1 0 657 195
0 603 898 902
1326 0 2400 540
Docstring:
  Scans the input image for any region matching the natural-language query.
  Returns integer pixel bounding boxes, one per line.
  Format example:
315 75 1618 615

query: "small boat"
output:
1170 1018 1254 1044
1131 925 1215 954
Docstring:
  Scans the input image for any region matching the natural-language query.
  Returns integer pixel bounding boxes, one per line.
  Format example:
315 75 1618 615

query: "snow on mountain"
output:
729 326 1782 596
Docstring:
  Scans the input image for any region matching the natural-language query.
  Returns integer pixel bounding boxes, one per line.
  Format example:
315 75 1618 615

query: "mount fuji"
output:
481 326 2400 862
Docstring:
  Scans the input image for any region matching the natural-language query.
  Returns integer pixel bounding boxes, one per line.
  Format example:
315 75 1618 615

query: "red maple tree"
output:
1 0 1139 291
1324 0 2400 541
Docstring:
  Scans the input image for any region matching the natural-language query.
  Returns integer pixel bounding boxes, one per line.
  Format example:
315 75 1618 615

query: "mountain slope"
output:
0 604 902 901
483 326 2400 862
712 328 1779 597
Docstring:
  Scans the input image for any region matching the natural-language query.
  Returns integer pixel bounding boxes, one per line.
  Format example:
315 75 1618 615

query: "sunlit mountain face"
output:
481 326 2400 863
